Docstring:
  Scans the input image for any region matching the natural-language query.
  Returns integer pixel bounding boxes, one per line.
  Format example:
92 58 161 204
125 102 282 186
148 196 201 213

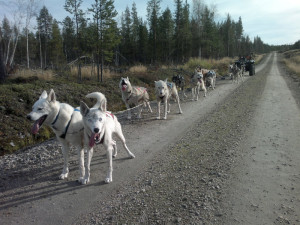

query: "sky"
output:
1 0 300 46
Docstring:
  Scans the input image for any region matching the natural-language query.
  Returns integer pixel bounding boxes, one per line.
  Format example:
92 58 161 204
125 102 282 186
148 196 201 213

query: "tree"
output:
1 17 12 65
191 0 204 58
89 0 119 82
62 16 76 62
64 0 84 82
36 6 53 69
181 1 192 61
158 7 174 62
24 0 39 68
0 27 7 83
49 19 64 68
137 18 149 63
131 2 140 62
120 6 132 62
147 0 161 63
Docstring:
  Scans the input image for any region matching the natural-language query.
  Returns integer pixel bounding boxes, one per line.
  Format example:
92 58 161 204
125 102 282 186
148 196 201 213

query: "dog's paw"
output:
59 173 68 180
179 111 183 114
78 177 89 185
163 116 167 120
156 117 160 120
105 177 112 183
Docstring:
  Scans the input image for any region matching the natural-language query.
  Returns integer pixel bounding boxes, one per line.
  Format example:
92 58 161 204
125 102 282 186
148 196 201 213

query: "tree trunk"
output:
9 33 19 67
0 45 7 83
26 29 30 68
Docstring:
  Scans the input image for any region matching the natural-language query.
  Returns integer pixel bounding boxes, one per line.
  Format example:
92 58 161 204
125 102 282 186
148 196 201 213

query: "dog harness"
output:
167 82 173 89
126 87 147 101
60 108 80 139
51 109 61 126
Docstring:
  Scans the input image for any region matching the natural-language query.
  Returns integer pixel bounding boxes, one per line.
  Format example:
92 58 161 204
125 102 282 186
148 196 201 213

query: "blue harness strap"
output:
51 110 60 126
60 108 80 139
167 82 173 89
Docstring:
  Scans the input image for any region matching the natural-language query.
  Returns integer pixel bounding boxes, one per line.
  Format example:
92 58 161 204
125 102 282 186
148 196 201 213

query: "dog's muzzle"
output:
89 128 102 147
29 114 48 134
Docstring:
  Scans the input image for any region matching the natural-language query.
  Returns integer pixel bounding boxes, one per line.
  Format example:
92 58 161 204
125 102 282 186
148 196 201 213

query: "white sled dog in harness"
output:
27 89 89 184
190 67 207 100
119 77 152 119
154 79 183 120
80 92 135 184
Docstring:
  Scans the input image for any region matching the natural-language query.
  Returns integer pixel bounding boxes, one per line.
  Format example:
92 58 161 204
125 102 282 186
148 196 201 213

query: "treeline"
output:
0 0 291 81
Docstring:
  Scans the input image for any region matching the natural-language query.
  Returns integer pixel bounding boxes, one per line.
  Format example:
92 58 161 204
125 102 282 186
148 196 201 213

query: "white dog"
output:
80 92 135 184
190 68 207 100
154 79 183 120
119 77 152 119
27 89 87 183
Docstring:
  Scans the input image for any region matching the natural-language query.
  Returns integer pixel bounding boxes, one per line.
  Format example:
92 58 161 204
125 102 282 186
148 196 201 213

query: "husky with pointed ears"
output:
119 77 152 119
27 89 89 184
80 92 135 183
154 79 183 120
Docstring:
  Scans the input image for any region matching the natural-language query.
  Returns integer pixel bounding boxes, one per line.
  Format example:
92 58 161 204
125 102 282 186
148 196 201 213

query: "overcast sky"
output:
1 0 299 46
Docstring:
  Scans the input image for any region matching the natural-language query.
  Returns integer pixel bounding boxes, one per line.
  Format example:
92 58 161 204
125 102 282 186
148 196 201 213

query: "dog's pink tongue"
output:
89 133 100 147
122 85 127 91
32 120 40 134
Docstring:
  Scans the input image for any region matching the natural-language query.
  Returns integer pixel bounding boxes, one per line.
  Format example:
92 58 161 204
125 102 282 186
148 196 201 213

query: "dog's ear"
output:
126 76 129 81
47 89 56 103
40 90 48 99
100 99 107 112
164 78 168 83
80 101 90 116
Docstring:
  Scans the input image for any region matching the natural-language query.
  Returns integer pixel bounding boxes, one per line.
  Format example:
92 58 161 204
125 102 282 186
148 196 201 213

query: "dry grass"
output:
283 58 300 75
282 50 300 76
129 65 147 73
182 57 235 76
70 65 119 80
9 68 54 81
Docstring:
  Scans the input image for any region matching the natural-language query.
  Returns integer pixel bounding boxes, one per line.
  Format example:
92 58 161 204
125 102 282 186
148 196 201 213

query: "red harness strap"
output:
106 112 114 119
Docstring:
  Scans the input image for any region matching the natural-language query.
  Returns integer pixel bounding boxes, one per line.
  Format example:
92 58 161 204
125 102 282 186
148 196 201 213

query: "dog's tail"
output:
86 92 107 111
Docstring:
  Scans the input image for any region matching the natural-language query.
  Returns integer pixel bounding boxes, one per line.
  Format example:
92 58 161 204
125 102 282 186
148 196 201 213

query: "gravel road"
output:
1 52 299 225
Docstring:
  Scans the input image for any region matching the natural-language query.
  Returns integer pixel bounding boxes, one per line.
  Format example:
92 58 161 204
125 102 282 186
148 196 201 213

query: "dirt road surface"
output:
1 52 299 224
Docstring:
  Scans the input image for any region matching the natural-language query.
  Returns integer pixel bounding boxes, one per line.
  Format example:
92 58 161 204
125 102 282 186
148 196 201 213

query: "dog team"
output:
26 66 217 184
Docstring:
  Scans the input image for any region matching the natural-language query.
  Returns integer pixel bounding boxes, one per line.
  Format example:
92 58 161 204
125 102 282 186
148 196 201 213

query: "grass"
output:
0 54 265 156
282 49 300 77
129 65 147 73
9 68 55 81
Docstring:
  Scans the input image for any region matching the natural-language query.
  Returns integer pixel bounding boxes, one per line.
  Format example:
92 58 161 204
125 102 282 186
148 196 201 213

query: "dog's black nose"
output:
94 128 99 133
26 115 31 120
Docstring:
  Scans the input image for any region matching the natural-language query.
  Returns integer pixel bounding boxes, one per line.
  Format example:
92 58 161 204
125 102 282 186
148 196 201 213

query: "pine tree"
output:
62 16 76 62
147 0 161 63
89 0 119 82
158 7 174 63
37 6 53 69
49 19 64 67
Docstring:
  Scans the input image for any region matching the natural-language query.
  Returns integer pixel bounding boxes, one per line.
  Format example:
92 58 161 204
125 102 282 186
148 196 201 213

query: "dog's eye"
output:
88 119 92 122
99 118 102 122
38 108 43 111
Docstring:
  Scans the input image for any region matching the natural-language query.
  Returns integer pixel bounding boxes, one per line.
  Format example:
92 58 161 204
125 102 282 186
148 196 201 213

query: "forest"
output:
0 0 292 83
